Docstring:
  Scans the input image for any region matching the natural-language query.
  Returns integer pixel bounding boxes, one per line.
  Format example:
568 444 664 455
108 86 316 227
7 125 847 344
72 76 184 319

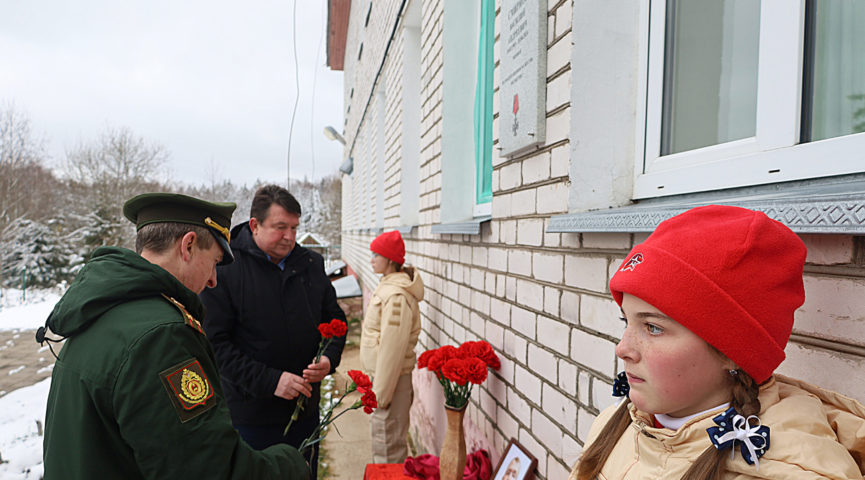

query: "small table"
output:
363 463 414 480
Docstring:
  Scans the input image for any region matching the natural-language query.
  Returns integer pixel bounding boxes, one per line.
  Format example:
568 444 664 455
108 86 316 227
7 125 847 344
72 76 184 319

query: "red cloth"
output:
370 230 405 264
609 205 806 383
364 463 414 480
403 454 438 479
402 450 492 480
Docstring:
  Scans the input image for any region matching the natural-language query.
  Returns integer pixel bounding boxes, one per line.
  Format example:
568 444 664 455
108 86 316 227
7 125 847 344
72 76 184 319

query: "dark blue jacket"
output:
200 223 346 427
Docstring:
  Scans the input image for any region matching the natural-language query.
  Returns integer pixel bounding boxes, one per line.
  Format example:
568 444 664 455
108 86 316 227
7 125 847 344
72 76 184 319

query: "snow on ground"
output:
0 290 61 479
0 378 48 479
0 289 63 332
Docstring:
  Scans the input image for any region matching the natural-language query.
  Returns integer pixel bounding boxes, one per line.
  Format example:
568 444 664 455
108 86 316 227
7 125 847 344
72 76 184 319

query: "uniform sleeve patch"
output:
160 358 217 423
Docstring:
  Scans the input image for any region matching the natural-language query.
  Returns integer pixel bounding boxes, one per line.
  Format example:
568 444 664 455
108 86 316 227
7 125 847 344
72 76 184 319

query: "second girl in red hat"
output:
360 230 425 463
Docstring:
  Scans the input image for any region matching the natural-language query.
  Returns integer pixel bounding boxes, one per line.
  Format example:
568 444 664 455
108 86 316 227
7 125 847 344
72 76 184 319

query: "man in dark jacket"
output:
200 184 347 476
41 193 309 480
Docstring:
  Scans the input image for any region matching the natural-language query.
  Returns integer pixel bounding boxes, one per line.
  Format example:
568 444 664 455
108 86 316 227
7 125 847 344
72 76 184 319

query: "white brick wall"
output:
543 383 577 431
538 315 569 355
796 275 865 345
517 218 544 246
570 328 616 377
564 256 608 293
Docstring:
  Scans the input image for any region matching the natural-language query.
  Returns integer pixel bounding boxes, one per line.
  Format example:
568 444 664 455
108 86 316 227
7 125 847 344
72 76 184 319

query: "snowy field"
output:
0 289 62 332
0 289 63 480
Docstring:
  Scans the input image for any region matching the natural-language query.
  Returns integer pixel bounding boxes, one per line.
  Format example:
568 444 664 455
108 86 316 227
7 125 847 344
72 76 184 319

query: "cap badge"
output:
205 217 230 242
621 253 644 272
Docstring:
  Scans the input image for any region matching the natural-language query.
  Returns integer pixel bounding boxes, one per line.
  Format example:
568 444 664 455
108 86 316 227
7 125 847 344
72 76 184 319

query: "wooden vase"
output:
439 404 467 480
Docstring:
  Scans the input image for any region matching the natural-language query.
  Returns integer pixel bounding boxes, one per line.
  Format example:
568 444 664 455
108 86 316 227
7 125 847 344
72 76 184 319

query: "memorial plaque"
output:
499 0 547 157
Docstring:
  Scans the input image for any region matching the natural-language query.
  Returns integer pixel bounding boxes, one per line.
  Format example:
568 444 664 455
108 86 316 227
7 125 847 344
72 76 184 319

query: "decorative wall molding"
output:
548 192 865 234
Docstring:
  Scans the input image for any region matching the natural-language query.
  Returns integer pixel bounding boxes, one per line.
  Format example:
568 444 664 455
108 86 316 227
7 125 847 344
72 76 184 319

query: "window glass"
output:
807 0 865 142
474 0 494 205
661 0 761 155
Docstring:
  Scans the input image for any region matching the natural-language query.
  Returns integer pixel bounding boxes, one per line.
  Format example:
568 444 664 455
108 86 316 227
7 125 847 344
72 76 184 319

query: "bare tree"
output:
65 126 168 207
63 126 170 248
0 104 47 232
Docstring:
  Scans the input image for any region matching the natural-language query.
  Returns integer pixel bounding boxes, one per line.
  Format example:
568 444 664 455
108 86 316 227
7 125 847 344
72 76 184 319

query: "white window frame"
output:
399 0 422 227
636 0 865 199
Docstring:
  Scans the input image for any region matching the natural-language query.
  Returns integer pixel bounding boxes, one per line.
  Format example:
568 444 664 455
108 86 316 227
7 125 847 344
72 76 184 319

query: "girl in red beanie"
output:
570 205 865 480
360 230 425 463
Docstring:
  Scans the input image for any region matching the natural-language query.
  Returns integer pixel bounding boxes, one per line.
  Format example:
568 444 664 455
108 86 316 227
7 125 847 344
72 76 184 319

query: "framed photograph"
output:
492 438 537 480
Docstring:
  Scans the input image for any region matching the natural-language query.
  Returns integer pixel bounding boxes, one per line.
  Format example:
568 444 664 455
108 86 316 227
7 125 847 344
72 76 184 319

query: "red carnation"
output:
417 349 436 369
329 318 347 337
348 369 373 391
318 322 334 338
465 357 488 384
361 391 378 414
457 341 480 359
442 358 470 385
428 345 458 372
473 341 501 370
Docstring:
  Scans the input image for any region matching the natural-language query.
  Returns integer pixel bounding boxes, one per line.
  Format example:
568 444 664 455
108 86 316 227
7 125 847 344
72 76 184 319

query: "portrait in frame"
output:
492 438 537 480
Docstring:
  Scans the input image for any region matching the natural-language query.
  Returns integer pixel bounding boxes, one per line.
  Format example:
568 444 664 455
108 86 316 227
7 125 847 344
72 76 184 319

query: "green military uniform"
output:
41 193 308 480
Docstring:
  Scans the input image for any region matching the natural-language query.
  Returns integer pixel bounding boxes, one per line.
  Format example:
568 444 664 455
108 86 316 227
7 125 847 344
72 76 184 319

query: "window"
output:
474 0 495 213
638 0 865 199
400 0 422 228
802 0 865 142
439 0 494 226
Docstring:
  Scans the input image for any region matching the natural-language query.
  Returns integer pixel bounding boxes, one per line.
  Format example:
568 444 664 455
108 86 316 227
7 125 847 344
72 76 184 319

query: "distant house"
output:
297 232 328 250
297 231 335 262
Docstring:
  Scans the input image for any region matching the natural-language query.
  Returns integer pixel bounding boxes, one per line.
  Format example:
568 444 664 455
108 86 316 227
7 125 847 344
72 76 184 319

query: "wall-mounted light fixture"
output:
323 126 346 145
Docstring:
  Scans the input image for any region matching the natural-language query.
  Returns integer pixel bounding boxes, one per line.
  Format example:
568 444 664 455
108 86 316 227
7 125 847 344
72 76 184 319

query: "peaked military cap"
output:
123 193 236 265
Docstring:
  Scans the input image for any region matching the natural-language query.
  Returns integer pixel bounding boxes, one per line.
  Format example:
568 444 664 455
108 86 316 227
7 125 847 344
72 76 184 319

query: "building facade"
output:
330 1 865 478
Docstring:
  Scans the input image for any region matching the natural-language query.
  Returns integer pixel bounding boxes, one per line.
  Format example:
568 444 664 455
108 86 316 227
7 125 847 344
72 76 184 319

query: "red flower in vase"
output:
417 349 436 369
464 357 488 384
441 358 470 384
417 340 500 409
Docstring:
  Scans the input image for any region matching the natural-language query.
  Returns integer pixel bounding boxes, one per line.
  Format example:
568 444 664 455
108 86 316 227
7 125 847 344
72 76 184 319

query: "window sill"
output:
344 227 384 235
396 225 417 235
548 175 865 235
431 215 492 235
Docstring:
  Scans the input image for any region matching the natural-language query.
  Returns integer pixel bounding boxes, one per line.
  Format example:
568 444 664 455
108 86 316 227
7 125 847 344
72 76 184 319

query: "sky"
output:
0 0 345 188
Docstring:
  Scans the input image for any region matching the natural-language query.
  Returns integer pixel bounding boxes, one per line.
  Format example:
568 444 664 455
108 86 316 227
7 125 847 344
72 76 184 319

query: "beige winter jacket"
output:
360 270 424 408
570 375 865 479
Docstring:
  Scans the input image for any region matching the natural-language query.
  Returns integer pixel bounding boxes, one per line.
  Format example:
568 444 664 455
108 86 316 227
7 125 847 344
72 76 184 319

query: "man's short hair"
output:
250 184 302 221
135 222 215 255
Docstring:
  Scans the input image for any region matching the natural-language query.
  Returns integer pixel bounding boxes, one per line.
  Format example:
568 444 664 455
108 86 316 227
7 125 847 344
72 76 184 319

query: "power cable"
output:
287 0 300 188
309 0 325 180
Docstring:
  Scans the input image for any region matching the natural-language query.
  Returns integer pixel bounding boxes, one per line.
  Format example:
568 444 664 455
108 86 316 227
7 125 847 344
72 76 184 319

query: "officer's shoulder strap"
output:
160 294 204 335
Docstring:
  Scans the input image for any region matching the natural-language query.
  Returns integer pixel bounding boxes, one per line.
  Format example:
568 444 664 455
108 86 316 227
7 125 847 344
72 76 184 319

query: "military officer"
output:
40 193 309 479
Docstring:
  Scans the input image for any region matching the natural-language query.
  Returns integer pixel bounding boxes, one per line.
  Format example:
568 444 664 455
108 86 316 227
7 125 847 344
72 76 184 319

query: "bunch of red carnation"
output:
417 340 501 409
286 318 348 435
348 369 378 414
318 318 348 340
297 369 377 467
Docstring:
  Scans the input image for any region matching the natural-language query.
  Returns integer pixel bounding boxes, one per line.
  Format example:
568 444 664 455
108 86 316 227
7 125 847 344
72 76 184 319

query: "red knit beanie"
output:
370 230 405 265
609 205 806 383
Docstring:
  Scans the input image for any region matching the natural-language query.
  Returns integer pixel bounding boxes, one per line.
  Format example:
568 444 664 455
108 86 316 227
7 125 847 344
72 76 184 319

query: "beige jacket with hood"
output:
360 269 424 408
570 375 865 479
